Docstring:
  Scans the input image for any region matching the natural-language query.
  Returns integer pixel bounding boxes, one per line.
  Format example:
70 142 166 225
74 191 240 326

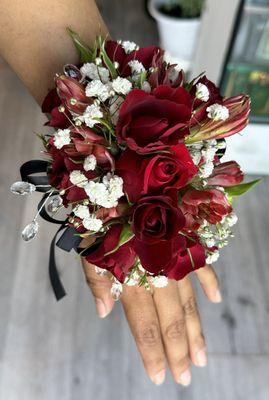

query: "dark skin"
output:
0 0 222 385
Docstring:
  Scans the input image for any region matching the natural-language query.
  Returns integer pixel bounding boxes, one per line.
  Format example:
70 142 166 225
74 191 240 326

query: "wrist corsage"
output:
11 29 259 300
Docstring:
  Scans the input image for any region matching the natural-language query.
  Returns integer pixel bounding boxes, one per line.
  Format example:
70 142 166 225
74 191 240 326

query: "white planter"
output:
148 0 201 63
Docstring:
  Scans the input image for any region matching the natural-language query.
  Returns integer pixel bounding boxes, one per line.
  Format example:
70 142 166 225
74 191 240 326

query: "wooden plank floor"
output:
0 1 269 399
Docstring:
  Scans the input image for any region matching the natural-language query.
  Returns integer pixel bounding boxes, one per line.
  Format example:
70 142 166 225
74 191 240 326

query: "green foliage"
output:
160 0 204 19
67 27 94 63
104 225 134 256
225 179 262 197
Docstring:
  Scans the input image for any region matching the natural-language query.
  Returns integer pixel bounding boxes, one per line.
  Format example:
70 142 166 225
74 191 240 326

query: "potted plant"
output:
148 0 204 63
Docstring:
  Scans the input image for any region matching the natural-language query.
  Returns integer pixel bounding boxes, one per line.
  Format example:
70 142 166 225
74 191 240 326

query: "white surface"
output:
148 0 201 61
223 124 269 175
191 0 241 82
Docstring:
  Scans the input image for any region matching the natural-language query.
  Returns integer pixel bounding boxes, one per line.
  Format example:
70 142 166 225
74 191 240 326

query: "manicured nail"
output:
196 348 207 367
95 298 109 318
214 289 222 303
178 369 191 386
151 369 166 385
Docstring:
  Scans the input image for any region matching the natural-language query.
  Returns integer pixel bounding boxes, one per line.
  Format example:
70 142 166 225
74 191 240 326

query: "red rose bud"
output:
187 94 250 143
55 75 90 114
207 161 244 187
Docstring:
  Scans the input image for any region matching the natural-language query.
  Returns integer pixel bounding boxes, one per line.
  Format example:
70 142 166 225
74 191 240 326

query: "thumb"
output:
81 258 115 318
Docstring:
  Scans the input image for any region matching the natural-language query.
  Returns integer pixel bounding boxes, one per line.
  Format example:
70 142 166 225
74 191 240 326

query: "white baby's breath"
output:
206 250 220 264
195 83 210 102
82 104 103 128
82 214 103 232
80 63 110 83
54 129 71 149
69 170 88 188
207 104 229 121
128 60 145 75
121 40 138 54
150 276 168 288
85 80 111 102
83 154 97 171
73 205 90 219
112 77 132 95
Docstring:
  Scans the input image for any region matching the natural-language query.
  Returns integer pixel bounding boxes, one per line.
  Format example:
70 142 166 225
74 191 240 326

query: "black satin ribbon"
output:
49 224 68 300
20 160 50 192
48 225 82 300
216 139 226 158
20 159 84 300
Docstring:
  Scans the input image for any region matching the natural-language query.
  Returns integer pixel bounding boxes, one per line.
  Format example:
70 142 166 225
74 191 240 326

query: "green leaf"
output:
97 36 118 79
67 27 93 63
139 70 147 88
225 179 262 197
104 224 134 256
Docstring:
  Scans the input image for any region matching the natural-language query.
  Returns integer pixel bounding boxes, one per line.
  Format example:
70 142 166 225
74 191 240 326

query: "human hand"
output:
82 259 221 385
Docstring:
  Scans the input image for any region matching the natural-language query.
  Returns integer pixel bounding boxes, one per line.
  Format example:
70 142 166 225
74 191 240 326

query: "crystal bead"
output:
111 281 123 301
95 266 108 276
63 64 82 80
47 196 63 213
21 220 39 241
10 181 36 196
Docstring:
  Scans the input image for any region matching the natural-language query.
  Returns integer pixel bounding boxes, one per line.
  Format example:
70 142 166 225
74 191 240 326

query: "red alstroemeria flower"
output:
186 94 250 143
42 88 70 128
180 188 232 229
208 161 244 187
55 75 91 114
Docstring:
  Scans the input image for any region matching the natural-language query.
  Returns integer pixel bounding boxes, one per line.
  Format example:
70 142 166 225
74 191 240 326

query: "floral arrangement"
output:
11 30 259 300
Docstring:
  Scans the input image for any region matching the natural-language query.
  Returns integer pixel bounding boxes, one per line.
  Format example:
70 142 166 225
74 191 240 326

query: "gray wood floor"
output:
0 1 269 399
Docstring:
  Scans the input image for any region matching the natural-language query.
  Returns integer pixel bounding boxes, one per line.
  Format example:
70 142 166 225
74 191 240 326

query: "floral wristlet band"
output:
11 29 259 300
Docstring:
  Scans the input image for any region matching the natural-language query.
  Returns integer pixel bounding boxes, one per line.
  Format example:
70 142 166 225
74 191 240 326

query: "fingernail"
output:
177 369 191 386
214 289 222 303
196 348 207 367
151 369 166 385
95 298 109 318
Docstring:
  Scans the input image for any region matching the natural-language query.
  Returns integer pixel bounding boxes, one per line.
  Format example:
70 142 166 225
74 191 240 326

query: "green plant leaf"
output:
67 27 93 63
225 179 262 197
104 224 134 256
97 35 118 79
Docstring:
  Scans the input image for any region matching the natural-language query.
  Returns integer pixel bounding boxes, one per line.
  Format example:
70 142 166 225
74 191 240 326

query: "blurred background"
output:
0 0 268 399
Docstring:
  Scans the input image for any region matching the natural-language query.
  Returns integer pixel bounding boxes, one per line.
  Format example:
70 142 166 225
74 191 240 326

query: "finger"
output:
178 277 207 368
82 258 115 318
121 285 166 385
153 280 191 386
195 264 222 303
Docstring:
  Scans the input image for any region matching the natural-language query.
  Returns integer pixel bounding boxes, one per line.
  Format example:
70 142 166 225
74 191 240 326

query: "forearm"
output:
0 0 108 104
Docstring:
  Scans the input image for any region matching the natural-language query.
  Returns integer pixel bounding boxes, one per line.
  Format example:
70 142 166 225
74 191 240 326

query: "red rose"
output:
134 233 205 277
116 143 197 202
207 161 243 187
165 237 206 280
180 188 232 228
131 195 186 274
132 195 185 243
116 85 192 153
85 225 136 283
